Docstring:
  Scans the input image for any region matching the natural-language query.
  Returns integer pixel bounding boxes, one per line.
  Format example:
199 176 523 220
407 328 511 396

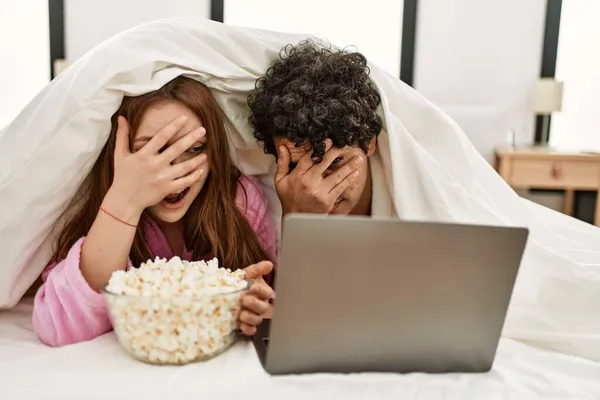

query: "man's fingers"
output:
243 261 273 280
328 170 360 200
300 139 340 176
141 115 188 155
310 146 347 177
114 116 131 158
275 146 291 184
324 155 363 191
295 151 316 175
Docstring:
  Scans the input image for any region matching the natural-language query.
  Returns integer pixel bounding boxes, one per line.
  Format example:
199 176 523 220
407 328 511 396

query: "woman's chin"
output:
148 204 189 224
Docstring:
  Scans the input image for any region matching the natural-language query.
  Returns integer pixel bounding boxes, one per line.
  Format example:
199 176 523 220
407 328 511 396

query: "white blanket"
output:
0 17 599 363
2 299 600 400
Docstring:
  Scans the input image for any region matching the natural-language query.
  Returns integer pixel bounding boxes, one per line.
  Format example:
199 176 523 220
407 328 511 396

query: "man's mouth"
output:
163 187 190 204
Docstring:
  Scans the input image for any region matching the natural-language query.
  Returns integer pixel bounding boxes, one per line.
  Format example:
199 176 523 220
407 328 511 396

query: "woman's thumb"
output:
114 116 131 157
243 261 274 280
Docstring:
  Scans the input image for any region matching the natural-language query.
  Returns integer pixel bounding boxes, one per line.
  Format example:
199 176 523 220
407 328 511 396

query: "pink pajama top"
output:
33 176 276 347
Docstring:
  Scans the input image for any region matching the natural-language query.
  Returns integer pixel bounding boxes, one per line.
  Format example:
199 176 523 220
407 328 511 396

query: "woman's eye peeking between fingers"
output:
188 145 204 154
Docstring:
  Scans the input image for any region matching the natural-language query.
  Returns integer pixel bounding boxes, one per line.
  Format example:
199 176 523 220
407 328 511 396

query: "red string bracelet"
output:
99 207 137 228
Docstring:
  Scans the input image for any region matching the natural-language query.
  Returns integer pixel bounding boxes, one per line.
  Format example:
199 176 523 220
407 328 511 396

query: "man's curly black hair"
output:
247 40 383 161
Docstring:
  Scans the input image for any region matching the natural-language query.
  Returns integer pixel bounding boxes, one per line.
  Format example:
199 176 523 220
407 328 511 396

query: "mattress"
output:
1 299 599 400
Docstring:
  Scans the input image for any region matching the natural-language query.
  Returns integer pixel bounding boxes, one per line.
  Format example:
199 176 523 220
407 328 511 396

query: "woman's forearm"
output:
80 188 142 291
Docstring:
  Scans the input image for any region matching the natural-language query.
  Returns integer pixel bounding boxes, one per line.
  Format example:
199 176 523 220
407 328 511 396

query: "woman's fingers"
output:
239 323 257 336
167 153 207 180
170 162 207 192
141 115 188 156
114 116 132 159
242 292 270 314
249 281 274 301
243 261 274 280
159 127 206 163
239 309 263 327
237 288 272 336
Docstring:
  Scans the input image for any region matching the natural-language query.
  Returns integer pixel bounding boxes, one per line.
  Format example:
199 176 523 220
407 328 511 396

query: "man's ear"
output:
366 137 377 156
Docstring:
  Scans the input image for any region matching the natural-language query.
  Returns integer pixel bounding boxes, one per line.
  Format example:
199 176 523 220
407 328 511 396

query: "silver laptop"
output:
253 214 529 375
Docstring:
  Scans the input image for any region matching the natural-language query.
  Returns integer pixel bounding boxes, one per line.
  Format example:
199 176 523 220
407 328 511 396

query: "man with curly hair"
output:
248 40 384 218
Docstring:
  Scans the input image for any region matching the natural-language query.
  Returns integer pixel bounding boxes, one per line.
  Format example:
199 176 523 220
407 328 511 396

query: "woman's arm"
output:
33 114 208 347
33 189 140 347
79 188 141 291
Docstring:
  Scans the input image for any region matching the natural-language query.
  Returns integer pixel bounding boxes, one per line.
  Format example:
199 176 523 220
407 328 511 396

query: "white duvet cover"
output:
1 299 600 400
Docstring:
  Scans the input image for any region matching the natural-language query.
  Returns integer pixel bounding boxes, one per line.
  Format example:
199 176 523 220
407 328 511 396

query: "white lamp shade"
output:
532 78 564 114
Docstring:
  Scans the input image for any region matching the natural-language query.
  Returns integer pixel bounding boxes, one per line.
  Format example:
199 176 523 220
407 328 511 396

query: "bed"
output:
1 298 599 399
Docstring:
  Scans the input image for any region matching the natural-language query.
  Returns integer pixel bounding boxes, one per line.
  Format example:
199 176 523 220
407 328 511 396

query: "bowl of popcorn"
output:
101 256 249 365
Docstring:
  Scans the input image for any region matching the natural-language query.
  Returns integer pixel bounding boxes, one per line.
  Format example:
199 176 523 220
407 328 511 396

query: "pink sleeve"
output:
236 176 278 260
32 237 131 347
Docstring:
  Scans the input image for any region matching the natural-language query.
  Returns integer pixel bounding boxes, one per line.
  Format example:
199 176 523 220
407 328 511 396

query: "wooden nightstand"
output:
494 147 600 226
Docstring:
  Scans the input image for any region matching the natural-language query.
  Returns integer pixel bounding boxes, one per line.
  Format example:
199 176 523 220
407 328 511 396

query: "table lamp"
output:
532 78 563 146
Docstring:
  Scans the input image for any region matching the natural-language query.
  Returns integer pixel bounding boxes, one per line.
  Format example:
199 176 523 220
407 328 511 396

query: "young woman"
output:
33 76 276 347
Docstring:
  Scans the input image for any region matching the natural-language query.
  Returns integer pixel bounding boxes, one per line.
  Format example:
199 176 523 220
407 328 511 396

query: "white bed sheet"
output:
1 299 599 400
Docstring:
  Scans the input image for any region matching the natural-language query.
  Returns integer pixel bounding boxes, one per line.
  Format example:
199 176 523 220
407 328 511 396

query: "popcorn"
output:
103 256 248 365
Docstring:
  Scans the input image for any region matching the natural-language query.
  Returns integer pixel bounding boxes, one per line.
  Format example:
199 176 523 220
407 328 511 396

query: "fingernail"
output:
355 156 363 164
178 116 188 124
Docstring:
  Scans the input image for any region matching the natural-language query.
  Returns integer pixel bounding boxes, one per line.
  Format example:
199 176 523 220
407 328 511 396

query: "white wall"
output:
0 1 50 128
64 0 210 61
224 0 404 77
414 0 547 161
61 0 550 162
550 0 600 151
